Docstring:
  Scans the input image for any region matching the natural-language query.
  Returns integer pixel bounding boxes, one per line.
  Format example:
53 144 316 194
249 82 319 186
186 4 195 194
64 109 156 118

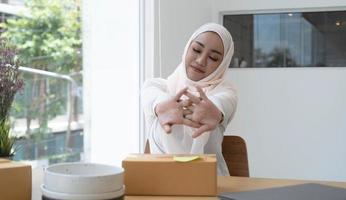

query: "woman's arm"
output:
141 78 172 124
208 87 237 130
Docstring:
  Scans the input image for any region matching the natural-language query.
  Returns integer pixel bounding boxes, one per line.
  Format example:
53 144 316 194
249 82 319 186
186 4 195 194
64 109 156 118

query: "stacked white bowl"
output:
41 162 124 200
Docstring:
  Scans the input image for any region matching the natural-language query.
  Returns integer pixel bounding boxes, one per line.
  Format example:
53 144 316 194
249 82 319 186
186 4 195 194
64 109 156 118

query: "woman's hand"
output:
155 87 200 133
184 86 223 138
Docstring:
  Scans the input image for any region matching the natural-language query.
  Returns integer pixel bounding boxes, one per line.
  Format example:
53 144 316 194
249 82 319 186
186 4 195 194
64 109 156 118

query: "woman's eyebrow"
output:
195 41 205 48
194 41 222 56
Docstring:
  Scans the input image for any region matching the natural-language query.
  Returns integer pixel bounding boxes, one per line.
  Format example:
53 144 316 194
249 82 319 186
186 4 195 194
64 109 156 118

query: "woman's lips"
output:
190 65 205 73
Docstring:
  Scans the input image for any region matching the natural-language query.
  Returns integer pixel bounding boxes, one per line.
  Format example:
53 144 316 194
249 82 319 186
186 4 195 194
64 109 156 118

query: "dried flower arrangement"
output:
0 37 24 157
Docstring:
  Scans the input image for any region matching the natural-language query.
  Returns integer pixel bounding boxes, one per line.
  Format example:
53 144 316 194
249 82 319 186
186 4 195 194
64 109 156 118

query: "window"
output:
224 11 346 68
1 0 83 166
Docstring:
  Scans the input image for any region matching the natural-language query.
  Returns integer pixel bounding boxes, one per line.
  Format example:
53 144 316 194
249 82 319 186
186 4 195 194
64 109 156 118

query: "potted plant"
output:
0 119 15 157
0 37 24 158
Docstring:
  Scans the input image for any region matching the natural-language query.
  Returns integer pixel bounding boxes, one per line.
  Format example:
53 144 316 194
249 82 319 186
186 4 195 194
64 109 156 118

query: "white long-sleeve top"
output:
141 78 237 176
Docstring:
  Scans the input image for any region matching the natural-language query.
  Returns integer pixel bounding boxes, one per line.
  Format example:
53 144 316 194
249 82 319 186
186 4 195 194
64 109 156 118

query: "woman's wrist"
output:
155 102 166 117
154 103 163 117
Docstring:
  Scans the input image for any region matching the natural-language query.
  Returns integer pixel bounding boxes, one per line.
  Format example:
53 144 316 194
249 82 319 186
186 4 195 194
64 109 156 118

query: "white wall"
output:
227 68 346 181
83 0 140 166
156 0 212 78
154 0 346 181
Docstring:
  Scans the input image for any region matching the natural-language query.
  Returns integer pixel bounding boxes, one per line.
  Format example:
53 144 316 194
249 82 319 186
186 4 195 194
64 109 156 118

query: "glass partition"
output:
224 11 346 68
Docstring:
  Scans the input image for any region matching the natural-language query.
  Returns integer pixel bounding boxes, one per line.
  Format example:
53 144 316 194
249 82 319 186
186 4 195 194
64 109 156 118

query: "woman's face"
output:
185 31 224 81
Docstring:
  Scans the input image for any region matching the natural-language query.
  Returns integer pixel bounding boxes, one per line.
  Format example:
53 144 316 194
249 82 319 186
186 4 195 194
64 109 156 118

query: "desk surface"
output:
33 168 346 200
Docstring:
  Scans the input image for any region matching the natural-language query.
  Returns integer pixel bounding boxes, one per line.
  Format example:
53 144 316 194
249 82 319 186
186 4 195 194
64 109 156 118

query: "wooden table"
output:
33 168 346 200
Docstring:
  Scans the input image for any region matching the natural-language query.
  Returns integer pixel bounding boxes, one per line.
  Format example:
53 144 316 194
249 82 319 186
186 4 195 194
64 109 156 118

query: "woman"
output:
142 23 237 176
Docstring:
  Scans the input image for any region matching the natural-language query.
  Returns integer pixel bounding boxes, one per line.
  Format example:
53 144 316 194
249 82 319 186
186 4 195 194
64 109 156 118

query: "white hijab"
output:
167 23 234 94
161 23 235 154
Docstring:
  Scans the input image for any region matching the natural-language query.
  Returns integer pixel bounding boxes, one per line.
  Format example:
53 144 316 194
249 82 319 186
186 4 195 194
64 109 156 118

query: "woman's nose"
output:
196 54 207 67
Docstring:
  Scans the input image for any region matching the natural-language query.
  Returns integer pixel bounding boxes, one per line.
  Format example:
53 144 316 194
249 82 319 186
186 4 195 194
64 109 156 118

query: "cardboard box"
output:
122 154 217 196
0 159 32 200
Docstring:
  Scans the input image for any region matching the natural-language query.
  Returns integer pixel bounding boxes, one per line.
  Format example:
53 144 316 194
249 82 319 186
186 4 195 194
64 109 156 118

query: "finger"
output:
192 124 210 138
179 99 192 107
184 91 201 104
183 109 192 116
184 114 193 120
182 119 201 128
196 86 208 100
174 87 188 101
163 124 172 133
187 105 195 112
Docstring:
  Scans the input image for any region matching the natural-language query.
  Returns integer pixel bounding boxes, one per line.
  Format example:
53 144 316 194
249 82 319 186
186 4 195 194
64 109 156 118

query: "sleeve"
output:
141 78 173 126
208 86 238 131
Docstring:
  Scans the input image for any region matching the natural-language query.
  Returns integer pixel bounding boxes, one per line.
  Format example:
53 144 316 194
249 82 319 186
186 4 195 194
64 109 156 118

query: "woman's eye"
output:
193 48 201 53
209 56 218 61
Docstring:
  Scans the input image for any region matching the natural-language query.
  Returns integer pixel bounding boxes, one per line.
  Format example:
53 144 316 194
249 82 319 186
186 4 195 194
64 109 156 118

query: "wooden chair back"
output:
144 139 150 154
222 135 249 177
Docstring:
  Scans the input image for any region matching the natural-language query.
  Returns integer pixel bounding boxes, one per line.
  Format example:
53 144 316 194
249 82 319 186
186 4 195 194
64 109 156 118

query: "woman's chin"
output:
187 69 205 81
187 74 201 81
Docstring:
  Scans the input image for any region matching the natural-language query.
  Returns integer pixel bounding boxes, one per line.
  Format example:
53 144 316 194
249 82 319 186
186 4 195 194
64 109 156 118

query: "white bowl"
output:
41 184 124 200
44 162 124 194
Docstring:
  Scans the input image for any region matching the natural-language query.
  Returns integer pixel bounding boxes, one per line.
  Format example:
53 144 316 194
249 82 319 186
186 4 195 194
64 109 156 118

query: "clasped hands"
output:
155 86 223 138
